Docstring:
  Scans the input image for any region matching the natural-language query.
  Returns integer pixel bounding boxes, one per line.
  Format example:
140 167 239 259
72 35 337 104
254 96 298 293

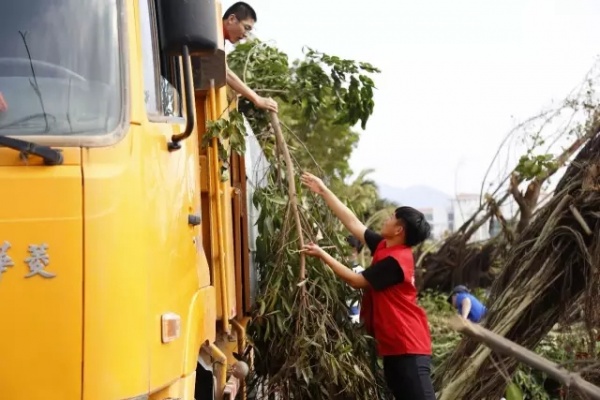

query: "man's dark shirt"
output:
361 229 405 291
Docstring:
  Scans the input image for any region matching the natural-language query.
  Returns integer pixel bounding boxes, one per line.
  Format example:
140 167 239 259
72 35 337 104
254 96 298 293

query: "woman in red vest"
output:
301 172 436 400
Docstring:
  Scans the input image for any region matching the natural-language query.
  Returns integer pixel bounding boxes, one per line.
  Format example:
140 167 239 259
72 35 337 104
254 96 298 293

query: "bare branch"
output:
269 112 306 284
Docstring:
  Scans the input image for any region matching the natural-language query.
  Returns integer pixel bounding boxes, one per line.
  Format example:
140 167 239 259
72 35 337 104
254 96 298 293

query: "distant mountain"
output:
377 184 451 209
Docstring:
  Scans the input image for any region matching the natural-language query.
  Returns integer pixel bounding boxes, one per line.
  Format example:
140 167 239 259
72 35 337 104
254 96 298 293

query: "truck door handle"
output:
188 214 201 226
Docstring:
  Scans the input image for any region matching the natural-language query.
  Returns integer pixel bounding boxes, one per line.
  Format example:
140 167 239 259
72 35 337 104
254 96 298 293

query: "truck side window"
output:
139 0 182 118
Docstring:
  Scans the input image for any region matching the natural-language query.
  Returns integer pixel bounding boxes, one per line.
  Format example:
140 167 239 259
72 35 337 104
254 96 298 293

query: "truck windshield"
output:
0 0 121 136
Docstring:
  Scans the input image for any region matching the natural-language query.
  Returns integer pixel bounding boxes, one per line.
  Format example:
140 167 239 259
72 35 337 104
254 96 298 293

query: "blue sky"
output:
223 0 600 195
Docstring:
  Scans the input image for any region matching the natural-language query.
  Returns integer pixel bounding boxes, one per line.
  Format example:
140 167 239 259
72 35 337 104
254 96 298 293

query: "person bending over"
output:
448 285 487 323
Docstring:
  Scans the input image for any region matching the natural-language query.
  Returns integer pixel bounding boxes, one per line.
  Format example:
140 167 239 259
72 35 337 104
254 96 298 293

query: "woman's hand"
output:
301 172 327 195
302 242 327 259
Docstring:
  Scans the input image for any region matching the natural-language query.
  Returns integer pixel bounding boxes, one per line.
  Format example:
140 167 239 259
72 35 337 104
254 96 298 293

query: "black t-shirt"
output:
361 229 405 291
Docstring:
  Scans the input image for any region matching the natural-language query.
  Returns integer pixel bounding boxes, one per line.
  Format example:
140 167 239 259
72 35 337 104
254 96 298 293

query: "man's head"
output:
380 206 431 247
448 285 469 306
222 2 257 44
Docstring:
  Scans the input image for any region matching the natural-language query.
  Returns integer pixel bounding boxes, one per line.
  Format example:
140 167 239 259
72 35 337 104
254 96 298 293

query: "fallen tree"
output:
447 316 600 400
419 66 600 292
434 121 600 399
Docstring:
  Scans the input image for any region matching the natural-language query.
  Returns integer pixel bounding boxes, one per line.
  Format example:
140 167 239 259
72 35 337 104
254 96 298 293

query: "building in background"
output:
380 184 552 243
448 191 551 242
418 207 447 240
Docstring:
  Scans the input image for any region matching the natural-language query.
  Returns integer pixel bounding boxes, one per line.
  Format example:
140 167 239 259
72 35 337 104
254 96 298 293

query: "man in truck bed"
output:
222 2 278 113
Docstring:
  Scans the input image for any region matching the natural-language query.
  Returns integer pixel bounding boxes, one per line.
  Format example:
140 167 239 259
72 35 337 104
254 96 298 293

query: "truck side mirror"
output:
155 0 225 151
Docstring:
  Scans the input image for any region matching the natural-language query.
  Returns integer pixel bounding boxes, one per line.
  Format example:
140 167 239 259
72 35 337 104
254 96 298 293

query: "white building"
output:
447 190 551 242
417 207 447 240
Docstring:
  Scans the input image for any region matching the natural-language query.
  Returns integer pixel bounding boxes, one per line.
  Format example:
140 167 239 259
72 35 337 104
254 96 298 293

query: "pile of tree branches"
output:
247 130 389 398
435 117 600 399
221 40 392 398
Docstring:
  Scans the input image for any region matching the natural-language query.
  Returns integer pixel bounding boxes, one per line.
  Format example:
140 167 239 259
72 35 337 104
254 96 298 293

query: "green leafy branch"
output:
202 109 247 181
514 153 558 181
227 39 380 132
221 39 391 398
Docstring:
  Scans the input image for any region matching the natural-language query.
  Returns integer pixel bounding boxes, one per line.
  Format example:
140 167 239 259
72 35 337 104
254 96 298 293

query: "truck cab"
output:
0 0 258 399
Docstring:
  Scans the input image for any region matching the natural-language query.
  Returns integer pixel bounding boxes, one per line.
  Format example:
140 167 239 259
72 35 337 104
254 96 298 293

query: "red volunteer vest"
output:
360 241 431 356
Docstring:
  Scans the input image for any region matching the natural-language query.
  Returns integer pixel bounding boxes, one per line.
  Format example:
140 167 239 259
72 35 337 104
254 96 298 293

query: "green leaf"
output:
269 196 288 206
505 382 524 400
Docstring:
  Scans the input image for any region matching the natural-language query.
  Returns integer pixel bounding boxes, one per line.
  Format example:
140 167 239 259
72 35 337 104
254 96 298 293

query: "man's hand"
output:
226 68 278 112
301 172 327 195
302 242 327 259
0 92 7 113
254 96 278 113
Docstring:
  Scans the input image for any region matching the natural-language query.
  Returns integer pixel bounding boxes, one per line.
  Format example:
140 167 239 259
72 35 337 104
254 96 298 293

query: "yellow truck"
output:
0 0 260 399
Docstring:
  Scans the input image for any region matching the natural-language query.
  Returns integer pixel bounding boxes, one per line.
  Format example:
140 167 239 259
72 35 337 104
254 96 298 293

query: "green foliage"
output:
203 109 247 181
281 101 361 180
249 172 390 399
227 41 380 131
505 381 525 400
337 169 381 221
419 289 455 316
295 48 379 130
227 40 379 181
421 288 598 400
510 368 547 400
515 153 558 181
227 41 388 398
504 331 590 400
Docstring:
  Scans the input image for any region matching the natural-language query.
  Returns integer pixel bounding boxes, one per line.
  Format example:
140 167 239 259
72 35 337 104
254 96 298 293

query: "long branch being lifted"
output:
269 111 306 283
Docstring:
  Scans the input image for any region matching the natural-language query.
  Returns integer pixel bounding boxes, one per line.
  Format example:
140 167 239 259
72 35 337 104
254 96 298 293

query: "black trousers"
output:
383 355 436 400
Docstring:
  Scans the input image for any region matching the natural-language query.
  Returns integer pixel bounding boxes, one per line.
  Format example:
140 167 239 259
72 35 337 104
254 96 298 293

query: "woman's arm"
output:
301 173 367 243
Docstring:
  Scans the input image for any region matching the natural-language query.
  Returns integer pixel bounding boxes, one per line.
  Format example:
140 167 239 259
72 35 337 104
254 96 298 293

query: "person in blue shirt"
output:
448 285 487 323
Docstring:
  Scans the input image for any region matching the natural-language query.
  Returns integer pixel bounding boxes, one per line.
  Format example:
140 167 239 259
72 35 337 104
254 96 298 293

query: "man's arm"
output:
319 186 368 244
460 297 472 319
319 254 404 291
320 252 370 289
226 67 278 112
301 173 368 243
